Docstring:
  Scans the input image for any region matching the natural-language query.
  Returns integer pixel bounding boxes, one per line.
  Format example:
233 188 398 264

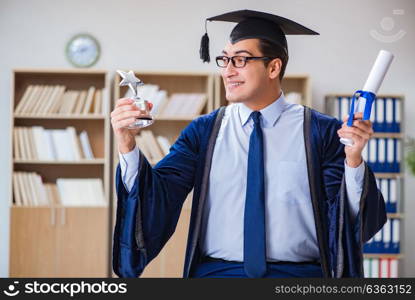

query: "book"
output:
79 131 94 159
93 89 102 114
66 127 82 160
15 85 34 114
82 86 96 114
56 178 106 206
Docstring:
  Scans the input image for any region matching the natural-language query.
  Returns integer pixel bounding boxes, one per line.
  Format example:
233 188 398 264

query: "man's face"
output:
220 38 270 104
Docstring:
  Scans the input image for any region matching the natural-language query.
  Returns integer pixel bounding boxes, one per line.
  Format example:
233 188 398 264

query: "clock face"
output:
66 34 100 68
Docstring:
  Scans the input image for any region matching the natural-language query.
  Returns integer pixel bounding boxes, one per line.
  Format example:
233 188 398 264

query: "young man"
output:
111 10 386 278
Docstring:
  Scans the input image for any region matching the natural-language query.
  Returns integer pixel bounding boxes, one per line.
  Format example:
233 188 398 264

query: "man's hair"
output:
258 39 289 81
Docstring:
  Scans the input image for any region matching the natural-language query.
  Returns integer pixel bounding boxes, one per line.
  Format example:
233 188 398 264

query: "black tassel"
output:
200 32 210 63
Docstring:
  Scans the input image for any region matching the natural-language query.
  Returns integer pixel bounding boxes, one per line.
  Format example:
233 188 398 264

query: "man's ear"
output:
268 58 282 80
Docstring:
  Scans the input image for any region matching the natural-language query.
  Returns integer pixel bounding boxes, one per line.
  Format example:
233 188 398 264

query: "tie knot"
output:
251 111 261 125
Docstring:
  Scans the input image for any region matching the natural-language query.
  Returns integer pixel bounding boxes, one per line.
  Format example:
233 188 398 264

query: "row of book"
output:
12 171 106 206
13 126 94 161
15 85 104 115
124 84 206 117
364 219 400 254
135 130 171 164
329 96 402 132
364 258 398 278
362 138 401 173
376 178 399 213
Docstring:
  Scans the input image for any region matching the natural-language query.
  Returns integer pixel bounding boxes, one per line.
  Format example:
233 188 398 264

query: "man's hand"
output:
337 112 374 168
110 98 153 154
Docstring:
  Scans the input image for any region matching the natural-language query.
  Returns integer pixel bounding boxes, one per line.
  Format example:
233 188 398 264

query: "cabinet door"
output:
55 207 109 277
140 207 191 278
9 207 57 277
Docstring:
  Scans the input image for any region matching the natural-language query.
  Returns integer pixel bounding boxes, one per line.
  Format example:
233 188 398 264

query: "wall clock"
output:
66 33 100 68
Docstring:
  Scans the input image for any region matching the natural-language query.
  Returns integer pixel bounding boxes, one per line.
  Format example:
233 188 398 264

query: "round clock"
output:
66 34 100 68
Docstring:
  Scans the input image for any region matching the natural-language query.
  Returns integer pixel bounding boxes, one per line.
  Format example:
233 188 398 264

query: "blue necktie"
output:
244 111 267 278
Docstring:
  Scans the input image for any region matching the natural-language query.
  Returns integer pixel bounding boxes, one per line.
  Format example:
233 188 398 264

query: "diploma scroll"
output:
341 50 394 146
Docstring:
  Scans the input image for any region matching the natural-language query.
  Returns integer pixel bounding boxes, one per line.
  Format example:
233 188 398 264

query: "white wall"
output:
1 0 414 277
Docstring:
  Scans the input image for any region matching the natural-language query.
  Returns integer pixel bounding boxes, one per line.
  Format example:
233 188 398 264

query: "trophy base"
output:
126 117 154 129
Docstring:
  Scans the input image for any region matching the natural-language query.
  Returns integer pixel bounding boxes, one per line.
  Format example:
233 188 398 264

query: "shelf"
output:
374 173 403 179
373 133 403 139
14 114 106 120
363 254 403 259
387 213 403 219
326 93 405 99
14 159 105 165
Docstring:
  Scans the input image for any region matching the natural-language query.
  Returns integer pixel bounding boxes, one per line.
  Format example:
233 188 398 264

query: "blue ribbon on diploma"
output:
347 90 376 127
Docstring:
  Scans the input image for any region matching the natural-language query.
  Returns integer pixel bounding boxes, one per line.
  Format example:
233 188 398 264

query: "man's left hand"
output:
337 112 374 168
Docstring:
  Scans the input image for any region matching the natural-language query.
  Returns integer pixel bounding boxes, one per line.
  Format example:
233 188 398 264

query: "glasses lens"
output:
233 56 246 67
216 56 228 67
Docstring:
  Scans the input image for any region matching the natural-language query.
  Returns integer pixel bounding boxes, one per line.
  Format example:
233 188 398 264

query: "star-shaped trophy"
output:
117 70 154 129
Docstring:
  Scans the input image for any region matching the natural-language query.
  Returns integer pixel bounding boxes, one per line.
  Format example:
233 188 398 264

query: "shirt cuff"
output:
344 159 365 220
119 146 140 193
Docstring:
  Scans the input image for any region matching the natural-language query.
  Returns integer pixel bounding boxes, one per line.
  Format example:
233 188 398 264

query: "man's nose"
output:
223 60 238 78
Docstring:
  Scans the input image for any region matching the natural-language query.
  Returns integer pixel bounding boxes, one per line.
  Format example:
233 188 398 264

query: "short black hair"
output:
258 39 289 81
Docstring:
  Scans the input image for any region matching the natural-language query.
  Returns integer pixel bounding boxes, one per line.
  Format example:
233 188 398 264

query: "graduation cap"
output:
200 9 319 63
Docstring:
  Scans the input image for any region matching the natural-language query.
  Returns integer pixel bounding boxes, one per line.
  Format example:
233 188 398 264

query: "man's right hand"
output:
110 98 153 154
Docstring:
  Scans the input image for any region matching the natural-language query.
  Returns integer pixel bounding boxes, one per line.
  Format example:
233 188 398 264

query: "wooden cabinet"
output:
9 69 111 277
10 207 108 277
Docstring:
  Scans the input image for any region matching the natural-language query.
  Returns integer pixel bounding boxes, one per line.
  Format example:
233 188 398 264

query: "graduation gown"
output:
112 106 387 278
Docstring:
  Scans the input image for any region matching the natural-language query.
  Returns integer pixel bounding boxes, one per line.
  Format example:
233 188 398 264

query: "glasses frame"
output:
215 55 275 68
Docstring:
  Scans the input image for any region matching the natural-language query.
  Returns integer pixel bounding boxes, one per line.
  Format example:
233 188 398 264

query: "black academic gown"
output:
112 106 387 278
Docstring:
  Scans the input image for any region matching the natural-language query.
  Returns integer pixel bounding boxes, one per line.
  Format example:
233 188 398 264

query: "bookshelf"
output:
9 69 111 277
214 73 312 108
112 71 214 277
325 94 405 278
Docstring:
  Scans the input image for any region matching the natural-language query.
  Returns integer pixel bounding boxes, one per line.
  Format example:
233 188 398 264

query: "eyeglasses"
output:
215 55 275 68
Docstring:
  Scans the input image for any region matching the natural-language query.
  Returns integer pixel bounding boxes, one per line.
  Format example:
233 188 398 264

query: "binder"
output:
385 98 394 132
378 138 386 172
376 98 385 132
362 143 369 162
390 259 398 278
334 96 341 121
396 139 401 172
370 258 379 278
383 219 391 252
364 259 370 278
392 219 400 253
373 228 383 253
389 179 397 213
394 98 401 132
341 97 350 121
368 139 377 171
380 258 389 278
386 138 394 172
379 179 389 212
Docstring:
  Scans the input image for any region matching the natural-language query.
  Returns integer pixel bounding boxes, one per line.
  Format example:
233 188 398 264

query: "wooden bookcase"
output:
325 94 405 278
214 73 312 108
111 71 214 277
9 69 111 277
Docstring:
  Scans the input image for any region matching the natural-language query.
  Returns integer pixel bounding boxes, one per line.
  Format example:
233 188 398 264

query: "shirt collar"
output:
238 91 288 128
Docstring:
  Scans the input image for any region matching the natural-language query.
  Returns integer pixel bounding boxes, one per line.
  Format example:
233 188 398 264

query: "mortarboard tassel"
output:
200 20 210 63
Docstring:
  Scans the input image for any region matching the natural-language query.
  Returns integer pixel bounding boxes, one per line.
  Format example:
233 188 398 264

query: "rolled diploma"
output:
355 50 394 113
341 50 394 146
